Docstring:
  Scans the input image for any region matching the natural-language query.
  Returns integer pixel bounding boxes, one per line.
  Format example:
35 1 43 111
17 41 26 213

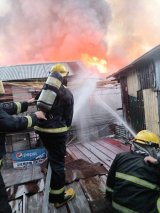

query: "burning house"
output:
111 44 160 135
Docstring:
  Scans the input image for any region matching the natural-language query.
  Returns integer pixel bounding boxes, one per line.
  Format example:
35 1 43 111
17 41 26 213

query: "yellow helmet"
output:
51 64 69 77
134 130 159 146
0 80 5 95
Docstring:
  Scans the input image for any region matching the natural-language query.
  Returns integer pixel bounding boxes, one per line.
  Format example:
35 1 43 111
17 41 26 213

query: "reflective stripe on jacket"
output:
114 172 160 213
50 187 65 195
106 152 160 213
0 101 30 133
116 172 160 190
34 126 69 133
0 101 28 115
36 85 73 134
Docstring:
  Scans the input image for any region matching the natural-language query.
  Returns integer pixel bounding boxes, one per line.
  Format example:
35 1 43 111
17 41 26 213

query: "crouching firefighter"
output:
106 130 160 213
34 63 75 208
0 80 46 213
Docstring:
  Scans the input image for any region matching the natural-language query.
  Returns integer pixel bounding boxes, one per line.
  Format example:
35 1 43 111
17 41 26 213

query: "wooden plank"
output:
97 140 127 154
80 176 112 213
42 164 51 213
66 147 78 160
67 145 91 162
2 166 44 187
74 143 106 164
82 143 112 167
101 138 130 151
88 141 116 160
75 144 110 171
66 182 91 213
26 192 44 213
48 203 68 213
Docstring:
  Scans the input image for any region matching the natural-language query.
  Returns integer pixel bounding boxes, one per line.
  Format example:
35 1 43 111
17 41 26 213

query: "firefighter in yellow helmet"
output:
0 80 46 213
35 63 75 208
51 63 69 77
106 130 160 213
134 130 159 147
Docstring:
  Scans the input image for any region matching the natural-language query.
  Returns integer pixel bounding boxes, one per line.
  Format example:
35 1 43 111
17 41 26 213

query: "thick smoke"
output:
1 0 160 73
107 0 160 72
0 0 111 66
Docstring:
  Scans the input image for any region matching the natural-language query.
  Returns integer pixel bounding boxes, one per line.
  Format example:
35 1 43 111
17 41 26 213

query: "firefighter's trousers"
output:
38 132 67 203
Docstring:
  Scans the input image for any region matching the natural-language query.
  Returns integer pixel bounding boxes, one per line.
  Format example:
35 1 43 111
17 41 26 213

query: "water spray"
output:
95 96 136 137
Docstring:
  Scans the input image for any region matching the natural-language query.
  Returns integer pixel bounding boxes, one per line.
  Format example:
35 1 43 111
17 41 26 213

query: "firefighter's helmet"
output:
134 130 159 146
0 80 5 95
51 64 69 77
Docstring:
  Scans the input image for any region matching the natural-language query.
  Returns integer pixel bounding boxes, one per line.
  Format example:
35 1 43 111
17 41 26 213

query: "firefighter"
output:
34 63 75 208
106 130 160 213
0 81 46 213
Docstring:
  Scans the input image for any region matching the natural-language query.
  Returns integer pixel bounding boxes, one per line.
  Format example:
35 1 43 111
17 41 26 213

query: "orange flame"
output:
81 54 107 74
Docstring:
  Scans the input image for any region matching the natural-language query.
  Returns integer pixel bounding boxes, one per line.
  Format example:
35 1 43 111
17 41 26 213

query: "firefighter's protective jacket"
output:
34 85 74 134
0 101 38 132
0 101 38 157
106 152 160 213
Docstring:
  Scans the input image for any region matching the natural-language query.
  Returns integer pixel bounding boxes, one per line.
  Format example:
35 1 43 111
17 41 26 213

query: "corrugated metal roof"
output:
0 61 78 81
109 44 160 78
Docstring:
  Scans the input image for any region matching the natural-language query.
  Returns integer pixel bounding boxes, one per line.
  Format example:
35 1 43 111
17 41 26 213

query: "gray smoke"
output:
107 0 160 72
0 0 112 66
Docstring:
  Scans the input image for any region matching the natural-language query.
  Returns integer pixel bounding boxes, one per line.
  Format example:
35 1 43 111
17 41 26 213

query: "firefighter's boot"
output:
54 188 76 208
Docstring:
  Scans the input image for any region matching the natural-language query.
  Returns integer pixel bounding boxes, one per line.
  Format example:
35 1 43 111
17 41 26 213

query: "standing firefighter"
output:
0 80 46 213
35 63 75 208
106 130 160 213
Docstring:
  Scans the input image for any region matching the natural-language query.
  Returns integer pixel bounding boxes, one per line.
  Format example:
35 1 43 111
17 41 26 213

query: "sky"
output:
0 0 160 74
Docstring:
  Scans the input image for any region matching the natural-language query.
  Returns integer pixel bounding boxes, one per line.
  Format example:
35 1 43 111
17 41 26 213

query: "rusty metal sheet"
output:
65 159 107 183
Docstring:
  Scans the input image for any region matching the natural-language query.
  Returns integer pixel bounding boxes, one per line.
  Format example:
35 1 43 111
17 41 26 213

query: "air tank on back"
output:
36 71 63 112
